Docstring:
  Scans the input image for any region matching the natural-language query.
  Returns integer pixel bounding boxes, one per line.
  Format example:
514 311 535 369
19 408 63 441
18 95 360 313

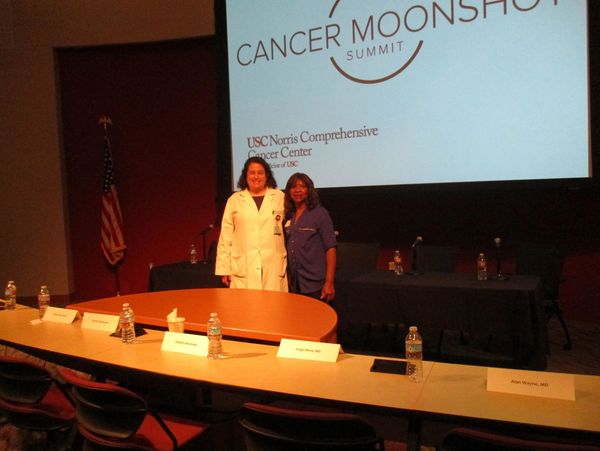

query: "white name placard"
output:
277 338 340 363
487 367 575 401
42 307 78 324
82 312 120 332
161 332 208 357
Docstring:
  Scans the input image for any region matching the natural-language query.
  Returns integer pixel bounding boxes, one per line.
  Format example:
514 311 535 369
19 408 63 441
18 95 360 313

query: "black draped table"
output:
148 261 222 292
335 271 546 370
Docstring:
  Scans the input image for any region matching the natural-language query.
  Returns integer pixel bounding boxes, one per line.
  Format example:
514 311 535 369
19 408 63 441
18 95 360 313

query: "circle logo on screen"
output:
328 0 424 84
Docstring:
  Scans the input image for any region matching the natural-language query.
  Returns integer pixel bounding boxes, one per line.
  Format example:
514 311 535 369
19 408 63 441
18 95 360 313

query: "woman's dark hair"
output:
237 156 277 190
284 172 320 213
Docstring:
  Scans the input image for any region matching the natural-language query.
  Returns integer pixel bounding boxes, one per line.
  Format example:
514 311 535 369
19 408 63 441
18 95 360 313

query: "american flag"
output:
100 135 126 265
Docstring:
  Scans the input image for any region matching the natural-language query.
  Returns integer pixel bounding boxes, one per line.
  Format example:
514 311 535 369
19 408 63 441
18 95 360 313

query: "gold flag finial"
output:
98 115 113 134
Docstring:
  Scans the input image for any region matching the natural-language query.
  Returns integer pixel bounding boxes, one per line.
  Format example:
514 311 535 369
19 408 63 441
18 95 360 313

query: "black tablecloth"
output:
148 261 222 292
335 271 546 370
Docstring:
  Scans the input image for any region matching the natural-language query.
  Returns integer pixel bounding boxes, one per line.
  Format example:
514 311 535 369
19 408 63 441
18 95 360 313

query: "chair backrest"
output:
415 245 459 272
0 355 53 404
441 427 600 451
515 242 565 299
59 368 147 439
0 355 75 432
335 242 380 275
239 402 384 450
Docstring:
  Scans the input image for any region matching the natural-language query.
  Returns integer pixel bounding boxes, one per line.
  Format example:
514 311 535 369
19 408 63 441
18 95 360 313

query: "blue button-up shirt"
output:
284 205 337 294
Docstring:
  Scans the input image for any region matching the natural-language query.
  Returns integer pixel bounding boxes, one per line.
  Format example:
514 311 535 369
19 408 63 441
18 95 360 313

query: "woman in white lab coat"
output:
215 156 288 291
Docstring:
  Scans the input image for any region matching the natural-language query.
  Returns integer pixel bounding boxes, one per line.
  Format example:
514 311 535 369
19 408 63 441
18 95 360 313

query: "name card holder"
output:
161 332 208 357
487 367 575 401
40 307 78 324
81 312 120 332
277 338 340 362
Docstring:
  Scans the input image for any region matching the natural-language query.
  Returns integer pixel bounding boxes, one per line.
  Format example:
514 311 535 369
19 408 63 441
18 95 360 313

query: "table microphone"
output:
412 236 423 248
200 223 214 234
494 237 508 281
200 224 214 263
410 236 423 275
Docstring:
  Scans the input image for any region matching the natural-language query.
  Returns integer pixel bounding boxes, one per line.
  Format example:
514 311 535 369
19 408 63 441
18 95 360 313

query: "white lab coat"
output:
215 188 288 291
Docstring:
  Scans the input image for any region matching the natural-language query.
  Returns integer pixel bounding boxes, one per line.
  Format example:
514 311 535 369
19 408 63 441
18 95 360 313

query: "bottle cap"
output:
122 303 130 308
210 312 218 317
409 326 417 332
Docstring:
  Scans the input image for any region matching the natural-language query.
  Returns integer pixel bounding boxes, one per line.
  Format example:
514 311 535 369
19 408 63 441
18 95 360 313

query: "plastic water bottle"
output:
477 253 488 281
393 250 404 276
119 303 136 344
405 326 423 383
190 244 199 264
4 281 16 311
37 285 51 319
207 312 223 359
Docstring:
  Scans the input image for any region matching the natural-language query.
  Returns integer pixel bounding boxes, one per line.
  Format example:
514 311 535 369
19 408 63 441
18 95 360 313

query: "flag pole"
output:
99 115 123 296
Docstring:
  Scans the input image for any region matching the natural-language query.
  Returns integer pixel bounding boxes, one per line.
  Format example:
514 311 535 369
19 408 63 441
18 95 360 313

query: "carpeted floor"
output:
0 424 72 451
545 317 600 375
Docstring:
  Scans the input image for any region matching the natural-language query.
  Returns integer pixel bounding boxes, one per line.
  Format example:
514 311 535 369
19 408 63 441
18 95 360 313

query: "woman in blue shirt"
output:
284 173 337 301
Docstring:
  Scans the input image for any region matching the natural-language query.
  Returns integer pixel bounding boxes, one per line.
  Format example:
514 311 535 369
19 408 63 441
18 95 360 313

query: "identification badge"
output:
273 210 283 235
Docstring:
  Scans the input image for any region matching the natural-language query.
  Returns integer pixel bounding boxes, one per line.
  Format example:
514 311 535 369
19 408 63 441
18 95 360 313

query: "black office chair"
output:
516 242 571 350
59 368 209 450
239 402 385 450
0 355 76 447
335 241 380 277
414 245 459 273
441 426 600 451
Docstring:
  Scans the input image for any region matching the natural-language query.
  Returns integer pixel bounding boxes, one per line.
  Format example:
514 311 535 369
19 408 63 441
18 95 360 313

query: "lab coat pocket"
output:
231 251 247 277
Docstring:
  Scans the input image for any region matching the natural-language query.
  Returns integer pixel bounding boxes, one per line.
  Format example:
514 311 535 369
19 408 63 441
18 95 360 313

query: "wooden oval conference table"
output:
67 288 338 343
